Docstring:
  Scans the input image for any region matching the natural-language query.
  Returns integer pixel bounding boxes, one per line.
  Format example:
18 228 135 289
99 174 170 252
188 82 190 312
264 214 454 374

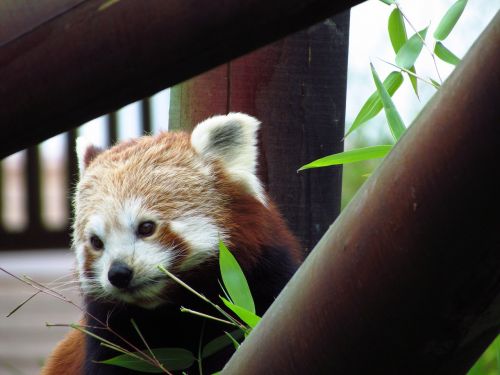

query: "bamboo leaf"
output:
345 71 403 138
379 0 395 4
220 297 261 329
202 329 244 359
408 66 419 98
434 0 468 41
388 8 407 53
370 63 406 141
434 42 461 65
430 78 442 89
219 241 255 314
395 27 428 69
100 348 195 373
387 8 419 97
298 145 392 171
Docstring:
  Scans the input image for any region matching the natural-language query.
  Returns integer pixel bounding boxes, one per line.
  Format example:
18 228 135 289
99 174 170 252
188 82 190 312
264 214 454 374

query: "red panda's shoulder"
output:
40 326 85 375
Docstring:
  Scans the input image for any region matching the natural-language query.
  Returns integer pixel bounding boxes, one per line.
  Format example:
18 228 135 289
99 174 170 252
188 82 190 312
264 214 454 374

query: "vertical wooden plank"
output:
107 112 118 146
26 146 42 231
230 13 350 252
141 98 152 135
169 65 229 132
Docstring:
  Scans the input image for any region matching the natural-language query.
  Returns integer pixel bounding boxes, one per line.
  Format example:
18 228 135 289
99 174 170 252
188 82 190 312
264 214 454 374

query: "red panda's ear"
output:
191 113 266 205
76 137 103 178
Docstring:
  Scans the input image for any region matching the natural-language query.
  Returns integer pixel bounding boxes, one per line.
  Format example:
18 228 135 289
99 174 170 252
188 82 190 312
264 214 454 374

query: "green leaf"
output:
395 27 428 69
370 63 406 141
387 8 419 98
345 71 403 138
220 297 261 329
434 42 461 65
388 8 407 53
430 78 442 89
100 348 195 373
408 66 419 98
298 145 392 171
433 0 468 41
379 0 394 4
219 241 255 313
201 329 244 359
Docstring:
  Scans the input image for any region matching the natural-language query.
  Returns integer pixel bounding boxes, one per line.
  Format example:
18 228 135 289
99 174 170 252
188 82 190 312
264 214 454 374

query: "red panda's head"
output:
73 113 273 308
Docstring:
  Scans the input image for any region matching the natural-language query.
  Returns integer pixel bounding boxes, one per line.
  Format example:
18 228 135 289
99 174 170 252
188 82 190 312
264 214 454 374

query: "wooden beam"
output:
0 0 362 159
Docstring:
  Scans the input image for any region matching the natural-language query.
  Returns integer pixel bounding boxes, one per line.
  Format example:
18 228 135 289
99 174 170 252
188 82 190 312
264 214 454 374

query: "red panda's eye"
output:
137 221 156 237
90 235 104 250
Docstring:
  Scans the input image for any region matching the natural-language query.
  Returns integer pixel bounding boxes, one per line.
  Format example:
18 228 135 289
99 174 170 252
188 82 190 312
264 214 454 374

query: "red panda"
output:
41 113 302 374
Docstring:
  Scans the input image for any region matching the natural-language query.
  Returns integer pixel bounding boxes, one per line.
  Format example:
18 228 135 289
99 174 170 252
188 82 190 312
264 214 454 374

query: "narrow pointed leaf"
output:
434 42 461 65
345 71 403 138
202 329 244 359
100 348 195 372
388 8 407 53
395 27 428 69
379 0 394 4
434 0 468 41
220 297 261 329
219 241 255 313
370 63 406 140
408 66 419 98
298 145 392 171
430 78 441 89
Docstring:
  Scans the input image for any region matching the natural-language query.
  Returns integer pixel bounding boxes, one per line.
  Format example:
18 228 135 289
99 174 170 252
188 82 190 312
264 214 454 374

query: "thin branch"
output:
131 319 171 374
1 267 169 374
158 265 248 332
6 291 40 317
198 321 206 375
395 3 443 83
180 307 237 326
378 58 440 88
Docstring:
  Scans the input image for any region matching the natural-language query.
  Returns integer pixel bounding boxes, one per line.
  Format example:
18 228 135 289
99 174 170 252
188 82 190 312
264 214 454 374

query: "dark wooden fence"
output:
0 107 152 250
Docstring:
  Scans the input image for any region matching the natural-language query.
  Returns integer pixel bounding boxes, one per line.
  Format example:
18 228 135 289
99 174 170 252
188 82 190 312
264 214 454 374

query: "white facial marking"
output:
77 198 173 308
170 215 224 270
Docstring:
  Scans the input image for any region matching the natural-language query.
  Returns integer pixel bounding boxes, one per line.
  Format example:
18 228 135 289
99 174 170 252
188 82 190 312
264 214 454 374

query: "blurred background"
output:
0 0 498 373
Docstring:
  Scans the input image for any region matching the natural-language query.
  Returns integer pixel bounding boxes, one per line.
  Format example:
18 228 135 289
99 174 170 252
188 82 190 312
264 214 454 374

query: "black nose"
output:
108 262 133 289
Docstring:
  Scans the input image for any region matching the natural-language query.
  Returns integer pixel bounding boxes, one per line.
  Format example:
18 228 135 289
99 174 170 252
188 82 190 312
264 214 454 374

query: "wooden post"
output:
169 12 350 251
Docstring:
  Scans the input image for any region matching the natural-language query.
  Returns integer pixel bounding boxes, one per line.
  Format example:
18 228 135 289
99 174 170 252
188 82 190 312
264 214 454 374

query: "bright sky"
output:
346 0 499 144
3 0 499 164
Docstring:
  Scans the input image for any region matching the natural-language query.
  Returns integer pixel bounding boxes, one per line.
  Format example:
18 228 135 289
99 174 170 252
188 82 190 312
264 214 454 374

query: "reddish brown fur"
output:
40 328 85 375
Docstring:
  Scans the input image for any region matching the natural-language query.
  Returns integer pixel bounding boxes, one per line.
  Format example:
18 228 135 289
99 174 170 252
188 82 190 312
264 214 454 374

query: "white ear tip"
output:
190 112 260 153
190 112 266 205
226 112 260 128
